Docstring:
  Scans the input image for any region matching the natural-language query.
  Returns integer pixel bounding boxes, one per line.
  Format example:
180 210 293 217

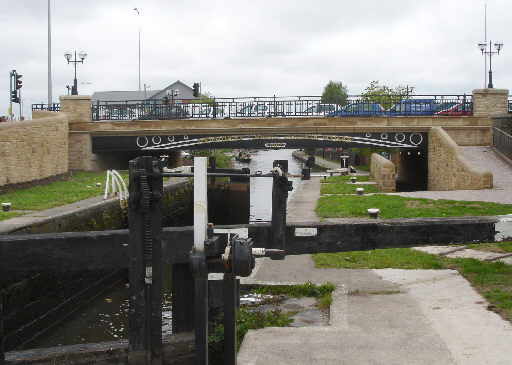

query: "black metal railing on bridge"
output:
32 94 474 121
493 127 512 161
88 94 473 121
31 103 61 112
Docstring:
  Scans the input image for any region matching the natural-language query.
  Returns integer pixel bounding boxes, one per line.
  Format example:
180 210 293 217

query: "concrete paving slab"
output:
376 269 512 365
445 248 507 261
499 256 512 265
412 245 466 256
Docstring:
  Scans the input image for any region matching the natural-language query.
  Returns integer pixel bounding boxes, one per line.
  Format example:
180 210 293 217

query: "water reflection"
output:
231 149 303 223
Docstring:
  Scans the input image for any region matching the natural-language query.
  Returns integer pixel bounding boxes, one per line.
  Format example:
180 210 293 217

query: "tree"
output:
361 81 413 110
321 81 349 106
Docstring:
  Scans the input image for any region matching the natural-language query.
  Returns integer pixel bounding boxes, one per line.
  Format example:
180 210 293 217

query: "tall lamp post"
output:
478 40 503 89
134 7 141 91
64 51 87 95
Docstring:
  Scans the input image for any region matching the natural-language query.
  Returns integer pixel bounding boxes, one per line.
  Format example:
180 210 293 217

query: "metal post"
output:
128 156 163 364
48 0 52 107
223 272 237 365
271 161 292 258
488 40 493 89
9 71 13 120
0 253 4 364
73 51 78 95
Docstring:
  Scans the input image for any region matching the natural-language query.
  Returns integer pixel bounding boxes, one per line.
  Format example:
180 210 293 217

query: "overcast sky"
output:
1 0 511 118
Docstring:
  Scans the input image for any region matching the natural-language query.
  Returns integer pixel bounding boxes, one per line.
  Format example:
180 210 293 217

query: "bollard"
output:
368 208 380 219
356 188 364 195
350 177 357 184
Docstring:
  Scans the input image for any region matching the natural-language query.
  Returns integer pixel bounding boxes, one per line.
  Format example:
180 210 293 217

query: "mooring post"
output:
128 156 163 364
271 160 293 259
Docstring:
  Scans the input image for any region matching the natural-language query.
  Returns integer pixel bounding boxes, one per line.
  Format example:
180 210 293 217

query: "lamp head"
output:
478 42 487 53
494 41 503 53
64 52 72 61
78 51 87 60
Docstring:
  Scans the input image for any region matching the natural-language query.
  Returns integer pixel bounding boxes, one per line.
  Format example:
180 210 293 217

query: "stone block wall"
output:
428 126 493 190
370 153 396 192
0 113 68 188
473 89 509 117
60 95 92 123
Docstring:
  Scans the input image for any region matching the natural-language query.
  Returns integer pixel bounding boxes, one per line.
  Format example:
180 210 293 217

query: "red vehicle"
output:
436 102 472 116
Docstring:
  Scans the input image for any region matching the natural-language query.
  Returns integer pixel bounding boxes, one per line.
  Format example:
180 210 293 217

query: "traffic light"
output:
193 82 199 97
15 74 22 89
11 90 19 103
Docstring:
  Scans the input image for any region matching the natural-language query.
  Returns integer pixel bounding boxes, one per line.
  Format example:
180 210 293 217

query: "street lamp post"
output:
478 40 504 89
64 51 87 95
134 7 141 91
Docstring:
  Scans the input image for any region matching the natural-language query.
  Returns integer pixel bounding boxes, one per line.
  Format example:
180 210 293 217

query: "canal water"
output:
32 149 305 348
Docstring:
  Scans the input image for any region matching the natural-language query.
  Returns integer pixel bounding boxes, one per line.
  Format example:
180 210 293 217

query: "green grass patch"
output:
0 211 25 222
253 281 336 311
466 241 512 253
316 194 512 219
321 182 380 195
252 281 335 298
209 308 294 355
314 248 445 269
313 247 512 323
0 172 128 211
320 175 370 183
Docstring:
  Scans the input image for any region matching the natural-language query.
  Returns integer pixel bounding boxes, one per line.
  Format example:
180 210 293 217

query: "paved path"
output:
238 149 512 364
238 255 512 365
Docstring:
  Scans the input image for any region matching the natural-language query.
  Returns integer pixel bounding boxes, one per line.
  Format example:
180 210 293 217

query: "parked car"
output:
435 102 473 116
328 102 384 116
301 104 337 116
138 104 189 120
236 103 284 117
385 99 436 116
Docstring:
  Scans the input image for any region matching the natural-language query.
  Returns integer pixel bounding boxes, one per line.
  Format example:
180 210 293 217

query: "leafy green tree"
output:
361 81 413 110
321 81 349 106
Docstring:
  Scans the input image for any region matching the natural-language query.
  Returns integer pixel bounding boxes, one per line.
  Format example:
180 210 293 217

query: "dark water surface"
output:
32 149 304 348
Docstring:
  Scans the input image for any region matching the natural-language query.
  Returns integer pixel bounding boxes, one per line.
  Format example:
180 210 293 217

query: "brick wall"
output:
370 153 396 192
0 113 68 187
428 126 493 190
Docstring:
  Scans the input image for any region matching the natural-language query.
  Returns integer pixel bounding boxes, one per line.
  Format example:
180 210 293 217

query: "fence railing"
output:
493 127 512 161
87 94 473 121
31 103 61 112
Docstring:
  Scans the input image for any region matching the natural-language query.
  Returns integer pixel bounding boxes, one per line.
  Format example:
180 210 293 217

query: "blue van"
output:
385 99 436 116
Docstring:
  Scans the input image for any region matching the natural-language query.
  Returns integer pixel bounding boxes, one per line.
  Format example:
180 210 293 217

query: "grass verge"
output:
253 281 336 310
0 171 128 213
312 245 512 323
316 194 512 219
